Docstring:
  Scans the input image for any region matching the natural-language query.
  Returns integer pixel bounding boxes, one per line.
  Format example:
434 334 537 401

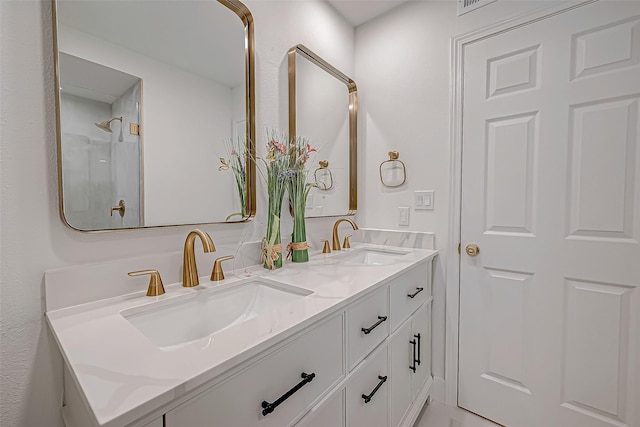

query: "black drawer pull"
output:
415 333 422 365
361 316 388 335
362 375 387 403
410 338 417 373
261 372 315 416
407 287 424 299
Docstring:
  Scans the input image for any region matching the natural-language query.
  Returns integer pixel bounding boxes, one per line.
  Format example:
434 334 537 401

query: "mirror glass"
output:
289 45 357 218
53 0 255 231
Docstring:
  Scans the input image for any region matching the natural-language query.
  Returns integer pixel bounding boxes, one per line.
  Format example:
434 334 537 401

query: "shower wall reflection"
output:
59 53 142 229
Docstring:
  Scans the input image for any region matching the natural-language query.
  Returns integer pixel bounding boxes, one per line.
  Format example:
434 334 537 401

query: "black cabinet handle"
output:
415 333 421 366
407 287 424 299
261 372 315 416
361 316 388 335
410 339 417 373
362 375 387 403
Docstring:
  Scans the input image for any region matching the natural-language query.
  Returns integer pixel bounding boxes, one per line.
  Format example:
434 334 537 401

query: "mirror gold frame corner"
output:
287 44 357 217
51 0 256 232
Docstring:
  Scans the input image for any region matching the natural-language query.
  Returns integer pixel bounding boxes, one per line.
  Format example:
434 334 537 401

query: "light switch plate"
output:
398 206 410 226
414 190 434 210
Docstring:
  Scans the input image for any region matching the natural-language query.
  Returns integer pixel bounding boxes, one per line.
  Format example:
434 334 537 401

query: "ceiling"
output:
327 0 410 27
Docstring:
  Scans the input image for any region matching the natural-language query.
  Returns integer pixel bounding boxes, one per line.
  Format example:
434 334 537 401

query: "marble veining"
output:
354 228 435 250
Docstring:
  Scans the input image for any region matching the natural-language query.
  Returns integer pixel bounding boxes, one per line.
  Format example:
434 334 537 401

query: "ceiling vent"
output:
458 0 498 16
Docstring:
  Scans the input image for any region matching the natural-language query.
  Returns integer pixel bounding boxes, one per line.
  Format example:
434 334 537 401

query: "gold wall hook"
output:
128 269 165 296
183 229 216 287
321 240 331 254
211 255 234 281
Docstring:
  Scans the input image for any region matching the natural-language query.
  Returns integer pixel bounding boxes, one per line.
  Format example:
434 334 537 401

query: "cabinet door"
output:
296 389 344 427
411 302 431 398
389 319 413 427
165 315 343 427
347 347 389 427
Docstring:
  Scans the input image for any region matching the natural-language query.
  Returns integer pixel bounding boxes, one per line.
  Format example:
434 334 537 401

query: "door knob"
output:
465 243 480 257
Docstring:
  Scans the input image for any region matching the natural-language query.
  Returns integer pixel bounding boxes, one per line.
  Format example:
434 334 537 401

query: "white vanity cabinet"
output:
53 251 437 427
164 314 344 427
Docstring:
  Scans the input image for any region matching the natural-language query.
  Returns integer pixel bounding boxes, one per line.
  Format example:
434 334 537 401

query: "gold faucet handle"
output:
128 270 165 296
110 200 126 217
343 234 353 249
211 255 234 281
321 240 331 254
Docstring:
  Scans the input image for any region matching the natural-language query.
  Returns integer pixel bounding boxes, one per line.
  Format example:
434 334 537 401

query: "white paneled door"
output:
459 2 640 427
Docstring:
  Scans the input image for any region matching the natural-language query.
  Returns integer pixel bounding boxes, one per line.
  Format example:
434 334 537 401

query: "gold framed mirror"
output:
288 44 357 217
52 0 255 231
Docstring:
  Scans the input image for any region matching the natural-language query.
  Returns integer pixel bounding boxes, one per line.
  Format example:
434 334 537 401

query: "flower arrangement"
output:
255 131 317 267
257 130 290 269
219 136 247 221
285 136 316 263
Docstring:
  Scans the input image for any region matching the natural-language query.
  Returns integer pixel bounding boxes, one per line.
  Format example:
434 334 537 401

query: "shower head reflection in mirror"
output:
95 116 124 142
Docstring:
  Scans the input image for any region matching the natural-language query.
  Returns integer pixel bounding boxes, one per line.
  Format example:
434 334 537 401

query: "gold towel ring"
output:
314 160 334 190
379 151 406 187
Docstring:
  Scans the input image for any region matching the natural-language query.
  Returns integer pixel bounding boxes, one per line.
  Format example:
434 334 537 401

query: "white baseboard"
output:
429 376 447 404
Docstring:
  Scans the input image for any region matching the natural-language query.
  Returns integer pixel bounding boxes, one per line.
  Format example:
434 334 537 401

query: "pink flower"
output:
273 141 287 154
307 143 317 154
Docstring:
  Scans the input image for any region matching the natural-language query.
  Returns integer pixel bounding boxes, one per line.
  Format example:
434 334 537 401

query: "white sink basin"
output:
122 279 312 349
336 248 409 266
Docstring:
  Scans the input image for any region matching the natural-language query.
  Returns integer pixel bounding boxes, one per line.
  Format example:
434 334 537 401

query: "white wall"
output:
0 1 353 426
354 0 558 398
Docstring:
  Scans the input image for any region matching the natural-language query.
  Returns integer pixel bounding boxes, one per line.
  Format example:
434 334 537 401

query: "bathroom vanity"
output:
46 244 437 427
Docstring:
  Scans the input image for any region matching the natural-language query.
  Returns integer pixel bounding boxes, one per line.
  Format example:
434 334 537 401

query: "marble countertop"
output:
45 243 438 427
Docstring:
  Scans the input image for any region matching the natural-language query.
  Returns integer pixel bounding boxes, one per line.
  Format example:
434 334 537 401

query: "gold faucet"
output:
332 218 359 251
182 229 215 287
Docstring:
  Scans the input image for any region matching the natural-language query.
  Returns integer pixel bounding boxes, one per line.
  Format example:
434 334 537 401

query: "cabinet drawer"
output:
295 389 344 427
389 262 431 332
347 347 389 427
165 314 344 427
347 287 389 370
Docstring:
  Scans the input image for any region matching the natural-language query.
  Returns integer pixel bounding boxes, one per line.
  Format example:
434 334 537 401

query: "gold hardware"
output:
211 255 234 281
332 218 358 251
313 160 334 190
465 243 480 257
458 243 461 255
128 269 165 296
289 44 357 217
183 229 216 287
110 200 126 217
129 123 140 135
321 240 331 254
380 151 407 188
343 234 352 249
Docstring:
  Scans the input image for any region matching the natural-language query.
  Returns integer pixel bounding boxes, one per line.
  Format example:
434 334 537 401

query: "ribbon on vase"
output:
286 241 310 260
261 238 282 270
